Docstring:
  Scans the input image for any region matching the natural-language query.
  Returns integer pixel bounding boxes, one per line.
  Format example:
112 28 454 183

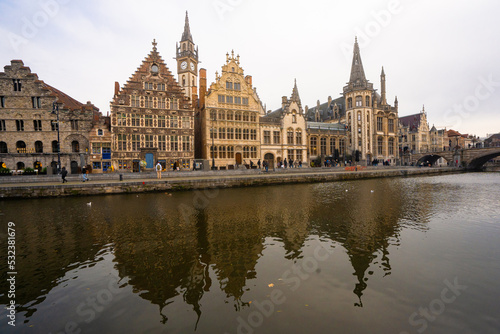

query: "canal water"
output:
1 173 499 334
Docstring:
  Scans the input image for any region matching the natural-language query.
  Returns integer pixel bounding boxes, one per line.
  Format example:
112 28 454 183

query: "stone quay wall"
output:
0 167 462 199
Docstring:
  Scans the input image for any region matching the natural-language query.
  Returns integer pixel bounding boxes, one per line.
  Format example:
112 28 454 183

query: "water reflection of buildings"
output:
2 178 437 329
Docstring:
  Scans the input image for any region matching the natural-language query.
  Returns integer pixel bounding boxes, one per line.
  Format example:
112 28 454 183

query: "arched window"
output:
287 128 294 144
72 141 80 153
295 130 302 145
52 140 59 153
355 96 362 107
35 140 43 153
16 141 26 153
347 97 352 109
0 141 7 153
366 96 370 107
388 138 394 155
17 162 25 170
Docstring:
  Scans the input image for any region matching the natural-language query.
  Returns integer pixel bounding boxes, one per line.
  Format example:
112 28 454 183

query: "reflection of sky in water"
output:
0 173 499 333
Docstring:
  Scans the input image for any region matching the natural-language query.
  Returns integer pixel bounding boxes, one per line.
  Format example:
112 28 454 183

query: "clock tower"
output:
176 11 199 103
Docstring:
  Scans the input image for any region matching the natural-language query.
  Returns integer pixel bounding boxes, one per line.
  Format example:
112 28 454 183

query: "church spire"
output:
181 11 193 43
349 37 367 86
291 78 300 102
380 66 387 105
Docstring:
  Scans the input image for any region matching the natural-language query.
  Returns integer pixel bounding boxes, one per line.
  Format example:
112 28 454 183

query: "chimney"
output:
245 75 252 86
199 68 207 110
114 82 120 96
327 96 332 108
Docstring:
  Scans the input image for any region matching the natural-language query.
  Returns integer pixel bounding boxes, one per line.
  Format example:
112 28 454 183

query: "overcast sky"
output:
1 0 499 137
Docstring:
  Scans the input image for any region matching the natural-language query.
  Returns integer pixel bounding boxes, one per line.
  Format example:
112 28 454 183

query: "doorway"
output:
235 152 242 165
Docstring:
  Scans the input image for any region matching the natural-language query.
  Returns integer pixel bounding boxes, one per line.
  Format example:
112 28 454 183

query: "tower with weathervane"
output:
176 11 199 104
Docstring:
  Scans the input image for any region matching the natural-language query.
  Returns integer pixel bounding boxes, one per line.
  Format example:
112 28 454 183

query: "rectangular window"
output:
273 131 280 144
92 143 101 154
242 97 249 105
13 79 21 92
182 136 190 151
145 134 154 148
170 115 178 128
234 82 241 90
157 83 165 91
118 160 127 170
263 131 270 144
210 128 217 139
102 161 111 171
158 135 166 151
226 81 233 90
296 131 302 145
0 120 6 131
144 96 153 108
132 135 140 151
218 95 225 103
227 146 234 158
296 150 303 162
158 115 166 127
356 96 362 107
235 112 242 121
243 113 249 122
288 149 294 162
182 116 190 129
235 128 242 140
117 134 127 151
170 135 178 151
235 97 241 104
227 112 233 121
388 119 394 133
71 120 79 130
0 96 5 108
330 138 336 155
377 117 383 132
16 120 24 131
251 146 257 159
33 120 42 131
243 128 249 140
219 127 226 139
92 162 101 169
225 128 233 139
251 129 257 140
320 138 327 155
51 120 58 131
144 115 153 127
171 98 178 110
144 82 153 90
250 114 256 122
131 95 140 107
310 137 317 155
226 96 233 104
243 146 249 158
158 98 165 109
32 97 41 108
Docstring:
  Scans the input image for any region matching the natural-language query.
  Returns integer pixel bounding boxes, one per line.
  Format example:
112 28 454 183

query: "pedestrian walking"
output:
156 162 162 179
81 166 89 182
61 167 68 183
257 159 261 169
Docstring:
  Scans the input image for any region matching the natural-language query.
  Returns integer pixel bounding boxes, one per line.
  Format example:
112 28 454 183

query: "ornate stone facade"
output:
110 41 194 172
343 38 398 164
199 51 265 169
260 81 308 168
0 60 97 174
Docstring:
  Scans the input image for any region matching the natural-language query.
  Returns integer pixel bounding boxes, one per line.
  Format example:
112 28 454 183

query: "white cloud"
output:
1 0 499 136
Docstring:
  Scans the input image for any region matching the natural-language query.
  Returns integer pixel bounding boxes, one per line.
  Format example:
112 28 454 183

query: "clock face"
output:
151 64 159 73
181 61 187 70
190 62 195 71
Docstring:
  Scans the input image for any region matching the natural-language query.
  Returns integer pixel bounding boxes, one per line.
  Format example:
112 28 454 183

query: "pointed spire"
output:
349 37 367 86
181 11 193 42
380 66 387 105
152 39 157 52
291 78 300 102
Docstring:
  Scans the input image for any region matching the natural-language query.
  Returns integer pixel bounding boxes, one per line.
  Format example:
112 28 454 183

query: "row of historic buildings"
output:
0 12 483 174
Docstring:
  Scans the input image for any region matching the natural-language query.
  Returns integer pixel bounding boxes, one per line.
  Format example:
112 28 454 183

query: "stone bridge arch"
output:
465 149 500 170
416 154 450 166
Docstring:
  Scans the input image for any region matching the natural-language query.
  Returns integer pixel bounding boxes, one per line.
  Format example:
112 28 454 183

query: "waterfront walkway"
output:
0 166 461 199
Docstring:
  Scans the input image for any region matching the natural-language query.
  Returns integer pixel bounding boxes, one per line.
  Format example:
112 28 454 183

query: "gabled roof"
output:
44 83 85 111
447 129 462 137
305 96 345 122
399 113 422 131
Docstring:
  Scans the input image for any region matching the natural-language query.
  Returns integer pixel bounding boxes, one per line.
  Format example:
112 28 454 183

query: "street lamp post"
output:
52 102 61 173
